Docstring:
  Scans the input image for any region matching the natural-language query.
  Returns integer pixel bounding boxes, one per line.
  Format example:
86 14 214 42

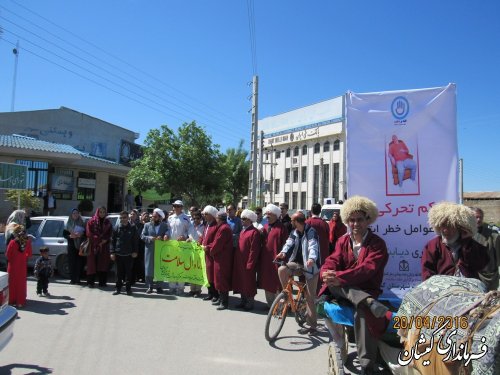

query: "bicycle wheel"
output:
294 292 308 327
264 291 289 342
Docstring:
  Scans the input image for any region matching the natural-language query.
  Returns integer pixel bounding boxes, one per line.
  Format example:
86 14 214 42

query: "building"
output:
463 192 500 225
257 95 346 210
0 107 141 221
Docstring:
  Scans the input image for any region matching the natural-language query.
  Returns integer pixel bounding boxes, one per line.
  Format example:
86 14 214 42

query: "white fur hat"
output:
340 195 379 225
153 208 165 219
241 209 257 223
202 205 218 218
264 204 281 218
428 201 477 236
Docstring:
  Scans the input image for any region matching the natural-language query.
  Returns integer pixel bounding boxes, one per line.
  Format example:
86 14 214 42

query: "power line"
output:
246 0 258 75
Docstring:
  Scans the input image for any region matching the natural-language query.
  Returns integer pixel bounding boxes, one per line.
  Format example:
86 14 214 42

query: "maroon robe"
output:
6 238 32 306
319 230 389 338
201 221 218 285
258 221 288 293
86 209 112 274
209 222 233 292
421 236 489 281
232 225 261 297
328 218 347 253
306 216 330 265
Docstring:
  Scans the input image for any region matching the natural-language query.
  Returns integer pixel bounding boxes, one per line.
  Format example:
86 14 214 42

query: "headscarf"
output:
12 224 28 251
66 208 85 232
5 210 27 246
87 206 112 242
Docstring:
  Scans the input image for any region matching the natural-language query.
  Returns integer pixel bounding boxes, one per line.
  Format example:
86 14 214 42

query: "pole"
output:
11 41 20 112
459 158 463 204
248 75 259 207
259 130 264 206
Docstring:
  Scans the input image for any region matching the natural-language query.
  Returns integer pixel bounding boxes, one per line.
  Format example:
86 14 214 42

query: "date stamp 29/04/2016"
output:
393 315 469 330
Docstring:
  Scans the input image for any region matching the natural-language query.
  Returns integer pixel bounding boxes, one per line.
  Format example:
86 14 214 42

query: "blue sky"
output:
0 0 498 192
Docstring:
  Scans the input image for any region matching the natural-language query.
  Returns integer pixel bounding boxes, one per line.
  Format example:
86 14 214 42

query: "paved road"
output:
0 276 357 375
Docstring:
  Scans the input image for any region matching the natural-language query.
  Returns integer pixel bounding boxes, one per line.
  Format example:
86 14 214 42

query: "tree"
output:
221 140 250 206
128 121 225 207
5 189 41 213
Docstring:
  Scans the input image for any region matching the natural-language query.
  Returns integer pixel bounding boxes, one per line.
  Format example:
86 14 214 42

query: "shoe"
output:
211 296 219 303
88 284 94 288
37 293 43 297
212 298 221 306
243 302 254 311
44 292 51 297
156 287 163 294
126 290 132 296
235 300 246 309
298 326 318 335
99 283 107 287
202 295 213 301
217 304 228 311
146 288 153 294
112 290 121 295
193 292 201 298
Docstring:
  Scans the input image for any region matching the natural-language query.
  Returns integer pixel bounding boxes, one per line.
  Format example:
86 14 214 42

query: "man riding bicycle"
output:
319 195 389 375
275 211 320 334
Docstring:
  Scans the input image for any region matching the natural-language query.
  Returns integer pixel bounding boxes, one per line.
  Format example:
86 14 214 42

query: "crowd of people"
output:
3 195 499 375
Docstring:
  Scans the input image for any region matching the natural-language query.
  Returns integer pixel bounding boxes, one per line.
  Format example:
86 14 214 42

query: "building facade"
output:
257 95 346 210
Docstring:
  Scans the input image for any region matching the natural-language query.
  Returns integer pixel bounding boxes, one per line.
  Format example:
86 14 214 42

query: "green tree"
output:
128 121 224 207
222 140 250 207
5 189 42 212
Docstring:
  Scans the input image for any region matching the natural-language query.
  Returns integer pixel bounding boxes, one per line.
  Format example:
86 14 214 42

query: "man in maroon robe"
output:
306 203 330 265
232 209 261 311
258 204 289 306
319 196 389 374
201 205 219 302
328 210 347 254
208 211 233 310
422 202 489 281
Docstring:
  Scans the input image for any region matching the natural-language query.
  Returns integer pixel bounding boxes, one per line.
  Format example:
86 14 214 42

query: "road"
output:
0 276 363 375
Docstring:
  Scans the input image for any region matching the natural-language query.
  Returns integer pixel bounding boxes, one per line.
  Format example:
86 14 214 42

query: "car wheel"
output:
56 254 70 279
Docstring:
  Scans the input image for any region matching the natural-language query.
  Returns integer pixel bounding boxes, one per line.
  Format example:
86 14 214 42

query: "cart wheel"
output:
328 341 345 375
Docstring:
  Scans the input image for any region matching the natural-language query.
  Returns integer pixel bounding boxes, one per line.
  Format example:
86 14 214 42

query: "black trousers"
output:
37 275 49 294
115 255 134 291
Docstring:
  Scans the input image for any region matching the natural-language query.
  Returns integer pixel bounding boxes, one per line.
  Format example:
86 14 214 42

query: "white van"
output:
320 203 343 222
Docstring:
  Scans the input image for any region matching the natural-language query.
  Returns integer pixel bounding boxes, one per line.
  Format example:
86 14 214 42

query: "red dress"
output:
232 226 261 297
209 223 233 292
85 211 112 275
6 238 32 306
258 221 288 293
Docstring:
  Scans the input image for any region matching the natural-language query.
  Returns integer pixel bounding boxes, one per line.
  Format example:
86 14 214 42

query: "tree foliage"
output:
221 140 250 206
5 189 41 212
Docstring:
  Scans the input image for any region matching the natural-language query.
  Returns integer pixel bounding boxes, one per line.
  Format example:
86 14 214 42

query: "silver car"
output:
0 271 17 351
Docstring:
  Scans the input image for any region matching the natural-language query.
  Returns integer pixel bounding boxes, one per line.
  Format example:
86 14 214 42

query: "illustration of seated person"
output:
388 135 417 187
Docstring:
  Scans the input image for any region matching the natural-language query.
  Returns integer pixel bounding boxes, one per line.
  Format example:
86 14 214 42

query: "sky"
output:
0 0 498 192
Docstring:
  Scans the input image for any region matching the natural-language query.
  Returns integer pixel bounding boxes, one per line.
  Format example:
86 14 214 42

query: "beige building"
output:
257 95 346 209
464 192 500 225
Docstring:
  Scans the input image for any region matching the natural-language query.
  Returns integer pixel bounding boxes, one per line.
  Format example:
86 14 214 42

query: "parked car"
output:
0 271 17 351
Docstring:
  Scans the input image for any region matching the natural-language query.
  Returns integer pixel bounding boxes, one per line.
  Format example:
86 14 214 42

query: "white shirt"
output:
168 212 190 239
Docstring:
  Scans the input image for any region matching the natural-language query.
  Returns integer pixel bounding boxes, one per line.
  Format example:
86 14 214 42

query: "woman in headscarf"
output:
4 209 29 246
63 208 86 284
6 224 32 307
85 206 113 287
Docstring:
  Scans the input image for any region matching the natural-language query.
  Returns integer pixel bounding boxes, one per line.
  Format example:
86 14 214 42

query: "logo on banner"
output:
391 96 409 125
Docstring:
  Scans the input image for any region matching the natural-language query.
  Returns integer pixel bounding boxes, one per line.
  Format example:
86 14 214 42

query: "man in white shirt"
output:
167 200 191 295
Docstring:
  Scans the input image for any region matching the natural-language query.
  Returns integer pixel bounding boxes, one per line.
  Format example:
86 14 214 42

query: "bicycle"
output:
264 261 310 342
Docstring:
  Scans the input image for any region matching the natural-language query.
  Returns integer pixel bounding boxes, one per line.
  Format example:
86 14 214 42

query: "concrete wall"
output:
464 199 500 225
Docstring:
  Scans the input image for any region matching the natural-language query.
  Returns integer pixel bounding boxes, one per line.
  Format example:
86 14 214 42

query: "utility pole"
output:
459 158 463 204
11 41 20 112
259 130 264 206
248 75 259 207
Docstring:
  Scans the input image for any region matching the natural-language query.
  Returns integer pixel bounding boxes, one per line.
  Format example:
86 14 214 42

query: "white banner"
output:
346 84 458 300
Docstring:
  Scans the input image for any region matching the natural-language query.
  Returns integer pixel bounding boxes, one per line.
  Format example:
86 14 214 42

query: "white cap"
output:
202 205 218 218
153 208 165 219
173 200 184 206
264 204 281 218
241 209 257 223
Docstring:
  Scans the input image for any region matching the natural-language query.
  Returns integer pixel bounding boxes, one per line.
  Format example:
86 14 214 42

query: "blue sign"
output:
391 96 410 120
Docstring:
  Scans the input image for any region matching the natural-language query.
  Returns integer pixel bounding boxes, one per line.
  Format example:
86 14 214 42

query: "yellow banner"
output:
153 240 208 286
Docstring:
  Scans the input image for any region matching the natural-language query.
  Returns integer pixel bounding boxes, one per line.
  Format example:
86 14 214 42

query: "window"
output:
301 192 306 209
27 219 42 237
302 145 307 155
333 139 340 151
324 141 330 152
265 152 269 161
275 150 281 159
313 165 320 203
292 192 298 210
293 146 299 157
301 166 307 182
286 148 291 158
16 159 48 195
41 219 65 237
274 179 280 194
284 192 290 206
333 163 340 201
292 167 299 183
323 164 330 198
285 168 290 183
77 171 96 201
314 143 320 154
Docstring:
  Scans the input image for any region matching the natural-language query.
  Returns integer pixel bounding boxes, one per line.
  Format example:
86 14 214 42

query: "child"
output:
34 246 54 297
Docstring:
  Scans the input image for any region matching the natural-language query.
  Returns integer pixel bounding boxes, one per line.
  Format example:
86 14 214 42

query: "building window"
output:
324 141 330 152
293 167 299 183
16 159 48 196
334 139 340 151
323 164 330 198
265 152 269 161
286 148 291 158
313 165 320 203
333 163 340 201
77 171 96 201
284 192 290 206
314 143 320 154
301 166 307 182
301 191 306 209
292 192 298 210
293 146 299 157
275 150 281 159
285 168 290 183
274 179 280 194
302 145 307 155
